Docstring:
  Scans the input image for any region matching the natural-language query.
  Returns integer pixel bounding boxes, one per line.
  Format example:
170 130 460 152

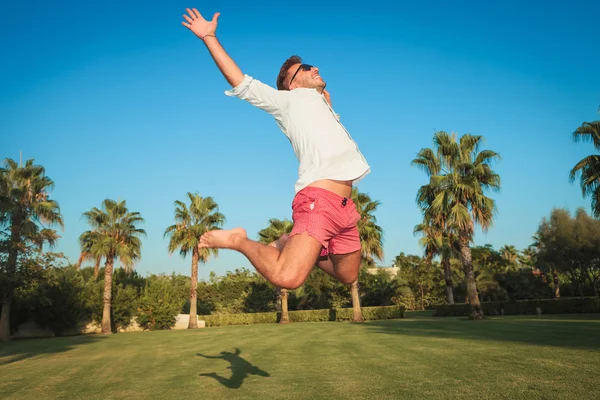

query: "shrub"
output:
433 297 600 317
111 285 138 329
14 267 89 336
85 279 139 331
200 305 406 327
335 305 405 321
201 311 277 327
136 276 188 330
288 309 331 322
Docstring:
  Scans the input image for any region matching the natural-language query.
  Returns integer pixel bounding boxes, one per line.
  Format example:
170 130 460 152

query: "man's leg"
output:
318 252 361 284
199 228 322 289
274 233 361 284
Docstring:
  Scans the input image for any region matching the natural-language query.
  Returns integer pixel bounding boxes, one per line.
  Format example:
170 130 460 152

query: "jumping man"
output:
182 7 370 289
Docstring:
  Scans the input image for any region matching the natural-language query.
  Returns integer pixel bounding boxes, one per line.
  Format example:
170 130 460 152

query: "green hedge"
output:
433 297 600 317
200 305 405 327
201 311 277 327
334 305 406 321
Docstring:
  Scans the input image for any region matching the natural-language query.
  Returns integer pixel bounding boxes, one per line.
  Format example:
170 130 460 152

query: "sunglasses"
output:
289 64 313 87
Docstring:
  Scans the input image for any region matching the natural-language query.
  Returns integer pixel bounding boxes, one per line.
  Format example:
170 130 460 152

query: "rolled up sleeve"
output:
225 74 288 116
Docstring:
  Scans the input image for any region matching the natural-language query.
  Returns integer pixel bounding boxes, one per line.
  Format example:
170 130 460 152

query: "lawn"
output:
1 314 599 399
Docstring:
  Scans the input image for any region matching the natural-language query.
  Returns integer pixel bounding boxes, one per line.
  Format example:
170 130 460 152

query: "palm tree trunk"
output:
459 238 484 320
420 284 425 311
102 256 114 334
280 289 290 324
76 252 85 269
1 215 22 341
442 257 455 304
188 248 199 329
93 256 101 280
351 280 364 322
0 297 11 342
552 268 560 298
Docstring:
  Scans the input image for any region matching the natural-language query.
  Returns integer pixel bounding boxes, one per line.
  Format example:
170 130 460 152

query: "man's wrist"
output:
201 34 217 42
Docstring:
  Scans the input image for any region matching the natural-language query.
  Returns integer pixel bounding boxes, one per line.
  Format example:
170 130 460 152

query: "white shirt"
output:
225 74 370 193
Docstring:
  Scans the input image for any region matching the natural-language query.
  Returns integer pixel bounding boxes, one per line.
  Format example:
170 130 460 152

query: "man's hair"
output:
276 55 302 90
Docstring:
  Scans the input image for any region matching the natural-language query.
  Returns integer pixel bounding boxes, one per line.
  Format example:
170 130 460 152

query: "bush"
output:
288 309 331 322
201 311 277 327
335 305 406 321
433 297 600 317
14 267 89 336
200 305 406 327
111 285 138 329
85 279 139 331
136 276 188 330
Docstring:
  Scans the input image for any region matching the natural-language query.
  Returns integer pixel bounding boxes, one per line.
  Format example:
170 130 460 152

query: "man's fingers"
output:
212 12 220 23
181 21 191 29
183 14 193 24
186 8 195 19
192 8 202 19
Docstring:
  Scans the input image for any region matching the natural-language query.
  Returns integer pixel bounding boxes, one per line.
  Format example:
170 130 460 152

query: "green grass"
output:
1 314 600 399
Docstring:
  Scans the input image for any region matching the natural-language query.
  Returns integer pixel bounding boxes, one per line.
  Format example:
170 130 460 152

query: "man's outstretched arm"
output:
182 8 244 87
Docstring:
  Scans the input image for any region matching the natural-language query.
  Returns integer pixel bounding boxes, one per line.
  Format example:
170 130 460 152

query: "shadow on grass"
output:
0 334 105 366
197 348 269 389
364 314 600 350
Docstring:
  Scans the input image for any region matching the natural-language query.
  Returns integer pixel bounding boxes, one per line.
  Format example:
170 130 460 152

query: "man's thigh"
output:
279 232 323 287
329 250 361 284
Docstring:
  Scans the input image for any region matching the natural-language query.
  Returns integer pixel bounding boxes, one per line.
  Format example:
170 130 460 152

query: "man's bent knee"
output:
272 261 312 290
274 273 306 290
338 271 359 285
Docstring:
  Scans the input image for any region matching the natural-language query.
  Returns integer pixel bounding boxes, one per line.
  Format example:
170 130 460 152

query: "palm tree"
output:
569 121 600 218
257 218 294 324
412 132 500 319
351 188 384 322
164 193 224 329
414 215 456 304
500 245 518 270
82 199 145 334
412 163 458 306
77 230 103 279
0 158 63 341
517 246 536 269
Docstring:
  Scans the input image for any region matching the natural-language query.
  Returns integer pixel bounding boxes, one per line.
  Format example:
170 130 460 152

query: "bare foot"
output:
199 228 247 249
268 233 290 250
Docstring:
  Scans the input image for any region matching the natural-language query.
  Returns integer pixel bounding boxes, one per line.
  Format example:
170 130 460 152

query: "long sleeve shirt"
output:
225 74 371 193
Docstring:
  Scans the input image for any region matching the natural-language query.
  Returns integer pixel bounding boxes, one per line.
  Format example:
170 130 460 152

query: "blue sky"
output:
1 0 598 280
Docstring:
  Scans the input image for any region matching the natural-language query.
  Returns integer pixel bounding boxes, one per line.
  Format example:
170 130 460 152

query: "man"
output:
182 8 370 289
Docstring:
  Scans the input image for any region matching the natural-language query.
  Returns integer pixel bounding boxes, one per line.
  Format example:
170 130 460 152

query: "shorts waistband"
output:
297 186 354 205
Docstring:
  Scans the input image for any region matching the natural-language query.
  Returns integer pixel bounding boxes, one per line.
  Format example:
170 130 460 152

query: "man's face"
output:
287 63 326 90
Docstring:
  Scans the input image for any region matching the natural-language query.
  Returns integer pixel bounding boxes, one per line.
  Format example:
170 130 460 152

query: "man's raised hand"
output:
182 8 220 40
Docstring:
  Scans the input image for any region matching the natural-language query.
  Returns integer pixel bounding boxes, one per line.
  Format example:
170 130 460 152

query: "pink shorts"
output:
289 186 361 257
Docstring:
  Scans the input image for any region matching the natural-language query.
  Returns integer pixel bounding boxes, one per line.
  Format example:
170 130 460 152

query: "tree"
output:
164 193 224 329
569 121 600 218
77 231 103 279
82 199 145 334
535 208 600 298
352 188 384 322
499 245 519 271
360 269 404 307
414 211 457 304
257 218 294 324
0 158 63 341
413 148 458 305
394 253 439 310
412 132 501 319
